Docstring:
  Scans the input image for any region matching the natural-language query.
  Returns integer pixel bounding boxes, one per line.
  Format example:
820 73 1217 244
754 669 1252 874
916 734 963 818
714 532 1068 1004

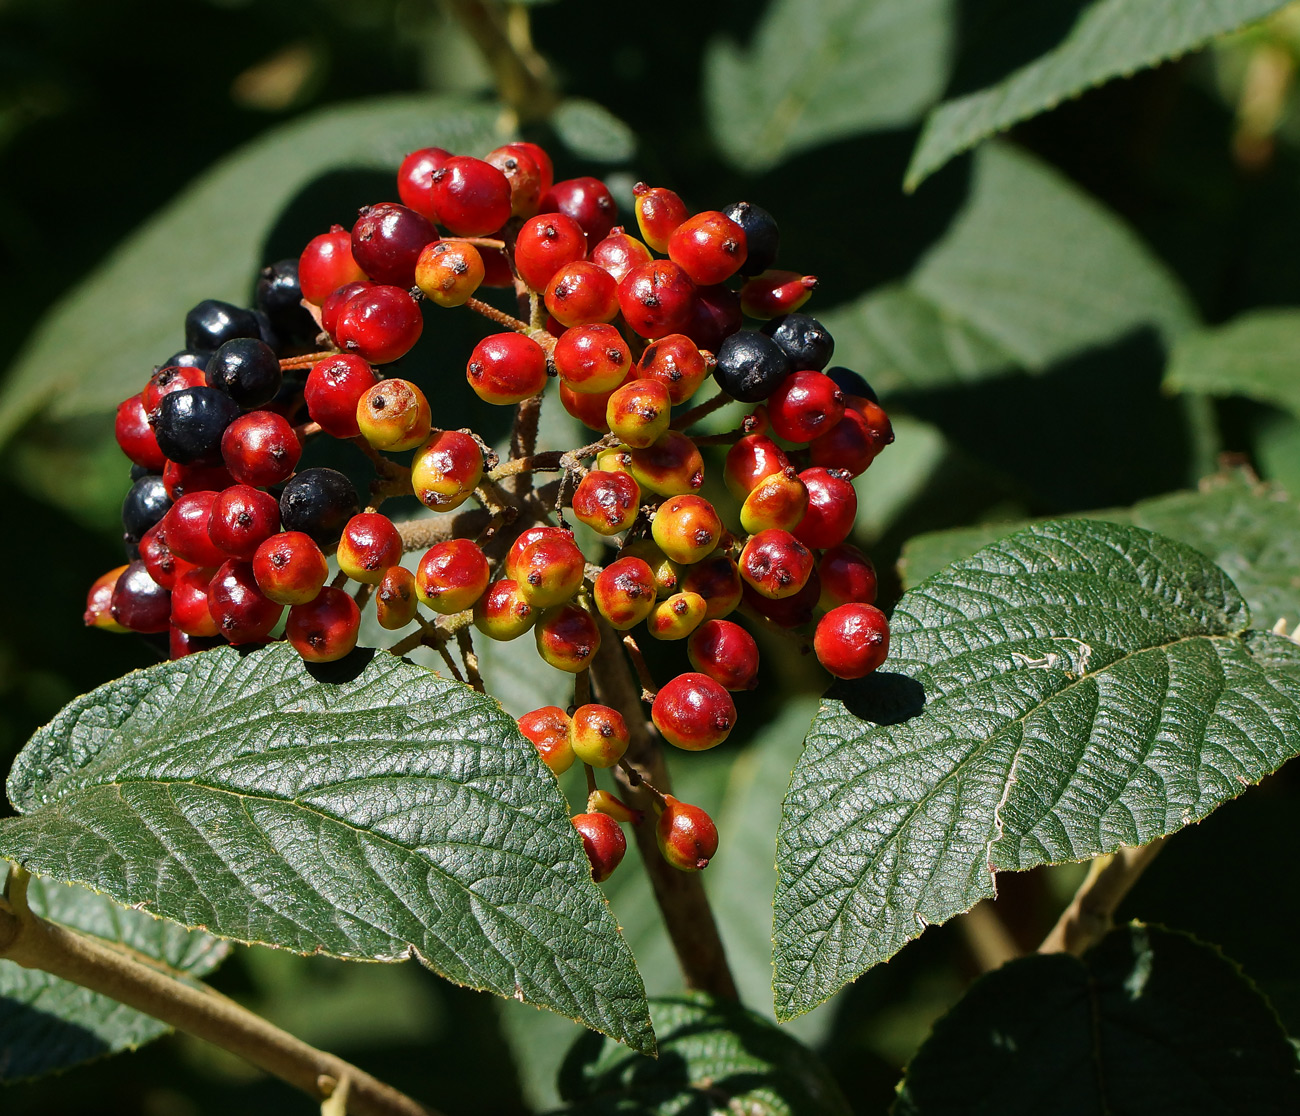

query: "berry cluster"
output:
86 139 894 885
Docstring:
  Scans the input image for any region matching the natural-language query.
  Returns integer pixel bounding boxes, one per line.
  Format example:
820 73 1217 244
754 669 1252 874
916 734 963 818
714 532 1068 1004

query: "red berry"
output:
208 484 281 559
163 459 236 501
808 407 879 476
560 377 622 432
535 604 601 673
514 534 585 608
635 334 713 406
506 526 574 579
651 672 735 751
351 202 437 288
571 469 641 536
688 619 759 691
545 261 619 327
467 333 549 405
479 244 515 288
414 240 484 307
415 538 490 614
569 704 630 768
484 145 544 217
741 270 818 318
410 430 484 511
768 371 844 444
473 578 537 641
681 552 743 619
668 210 747 285
304 354 378 439
818 544 877 609
686 283 743 353
356 378 432 451
656 796 718 872
253 531 329 605
171 567 220 638
321 280 375 339
110 561 171 633
589 227 653 284
518 706 573 774
606 378 671 449
139 522 193 591
739 528 815 599
553 323 631 394
337 513 403 584
299 225 367 304
794 467 857 550
740 467 808 534
744 573 821 629
141 364 206 414
620 539 680 597
633 183 688 253
85 565 131 631
814 602 889 679
336 285 423 365
287 586 361 663
375 566 419 630
592 556 657 630
161 491 226 567
572 811 626 882
540 177 617 242
209 560 283 644
397 147 451 220
501 141 553 194
221 410 302 488
618 260 697 339
169 627 224 660
514 213 587 293
115 394 166 470
428 156 512 236
629 430 704 496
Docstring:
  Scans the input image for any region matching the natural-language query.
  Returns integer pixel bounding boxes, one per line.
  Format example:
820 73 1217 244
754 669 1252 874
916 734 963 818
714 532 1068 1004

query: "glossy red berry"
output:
568 704 630 768
518 706 573 774
768 371 844 444
814 602 890 679
635 334 713 406
501 141 553 193
351 202 437 288
745 573 820 629
818 544 877 610
651 672 735 751
513 534 585 608
109 562 172 634
545 261 619 327
335 285 423 365
740 270 818 318
299 225 367 304
252 531 329 605
618 260 697 339
808 407 880 476
572 812 626 883
592 556 658 630
169 627 223 660
356 378 432 451
553 323 631 394
414 240 484 307
411 430 484 510
560 377 622 433
535 604 601 673
162 460 235 501
396 146 451 220
484 145 544 217
209 560 283 644
589 227 653 284
540 176 617 242
321 280 374 339
473 578 537 641
287 586 361 663
632 183 688 253
428 156 512 236
606 378 671 448
656 796 719 872
304 354 378 439
208 484 281 560
115 394 167 470
142 364 206 414
629 431 704 497
739 528 815 599
337 513 404 584
514 213 587 293
739 467 808 534
680 552 743 619
161 491 227 567
375 566 419 630
651 495 723 565
688 619 759 691
170 567 220 638
139 522 194 591
571 469 641 535
467 333 549 405
647 591 708 641
85 565 131 631
794 467 857 550
415 538 490 614
668 210 747 285
505 526 574 579
221 410 302 488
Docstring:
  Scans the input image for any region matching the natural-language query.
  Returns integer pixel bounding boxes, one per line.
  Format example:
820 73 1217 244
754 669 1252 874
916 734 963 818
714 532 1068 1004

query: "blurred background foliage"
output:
2 0 1299 1112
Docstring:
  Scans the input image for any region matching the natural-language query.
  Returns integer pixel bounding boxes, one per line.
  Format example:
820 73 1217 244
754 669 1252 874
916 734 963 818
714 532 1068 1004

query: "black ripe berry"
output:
121 474 172 539
129 463 160 482
150 386 241 464
184 299 261 352
206 337 283 408
713 330 791 402
722 201 779 276
256 259 319 349
762 313 834 372
279 467 360 546
825 366 878 403
162 348 213 370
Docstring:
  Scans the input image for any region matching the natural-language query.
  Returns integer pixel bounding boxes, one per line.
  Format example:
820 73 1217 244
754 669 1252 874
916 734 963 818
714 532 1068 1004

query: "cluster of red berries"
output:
85 139 894 884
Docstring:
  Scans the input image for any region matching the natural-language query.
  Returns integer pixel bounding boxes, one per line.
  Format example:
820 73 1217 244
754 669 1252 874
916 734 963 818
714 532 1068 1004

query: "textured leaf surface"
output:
900 472 1300 626
1166 308 1300 420
554 993 851 1116
0 643 654 1054
906 0 1292 189
704 0 951 173
823 144 1195 395
0 876 227 1081
773 519 1300 1019
0 95 508 443
552 100 636 163
894 923 1300 1114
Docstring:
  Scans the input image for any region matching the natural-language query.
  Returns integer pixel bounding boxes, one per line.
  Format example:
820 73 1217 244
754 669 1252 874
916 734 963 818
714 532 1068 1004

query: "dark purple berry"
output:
722 201 779 276
713 330 791 402
150 386 241 464
121 474 173 539
279 468 360 546
205 337 283 408
184 299 261 352
761 313 834 372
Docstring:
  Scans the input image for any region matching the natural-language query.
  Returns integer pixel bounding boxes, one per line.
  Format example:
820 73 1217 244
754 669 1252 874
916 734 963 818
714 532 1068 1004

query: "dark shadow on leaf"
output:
0 995 114 1082
304 646 374 684
831 672 926 726
947 0 1093 98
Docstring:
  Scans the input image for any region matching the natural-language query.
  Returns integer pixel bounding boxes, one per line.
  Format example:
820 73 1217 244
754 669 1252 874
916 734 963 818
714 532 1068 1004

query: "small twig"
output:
441 236 506 251
621 635 658 703
574 670 591 710
958 900 1021 973
293 421 324 442
442 0 558 124
490 435 614 481
585 763 598 797
395 510 494 553
417 616 467 683
353 583 374 610
691 429 748 447
456 628 485 692
387 630 424 657
670 393 734 430
617 759 665 807
331 571 349 590
321 1073 352 1116
464 296 533 334
1039 837 1168 956
506 392 544 498
280 351 338 371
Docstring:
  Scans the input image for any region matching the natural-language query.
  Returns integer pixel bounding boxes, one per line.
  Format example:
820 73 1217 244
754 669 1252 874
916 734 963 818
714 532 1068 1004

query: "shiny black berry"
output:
150 386 241 464
825 366 878 403
256 259 319 349
713 330 791 402
722 201 778 276
163 348 213 370
761 313 834 372
279 468 360 546
121 474 172 538
184 299 261 352
129 463 161 482
206 337 282 408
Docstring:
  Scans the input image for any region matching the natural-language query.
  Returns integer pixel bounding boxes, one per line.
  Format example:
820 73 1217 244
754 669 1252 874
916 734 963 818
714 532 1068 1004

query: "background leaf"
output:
905 0 1294 189
894 923 1300 1114
0 643 654 1055
552 100 636 163
704 0 953 173
553 992 852 1116
0 876 228 1082
1165 307 1300 420
773 519 1300 1019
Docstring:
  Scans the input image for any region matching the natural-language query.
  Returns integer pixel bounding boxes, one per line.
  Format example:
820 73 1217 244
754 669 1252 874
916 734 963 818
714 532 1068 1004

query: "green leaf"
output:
552 100 636 163
823 144 1196 395
704 0 952 173
773 519 1300 1019
1 875 227 1082
1166 307 1300 420
905 0 1294 190
553 992 852 1116
0 643 655 1055
894 923 1300 1114
899 470 1300 627
0 95 510 446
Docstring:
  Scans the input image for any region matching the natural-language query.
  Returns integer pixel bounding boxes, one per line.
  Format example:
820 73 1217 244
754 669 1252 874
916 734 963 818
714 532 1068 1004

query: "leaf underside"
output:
0 643 654 1055
773 519 1300 1019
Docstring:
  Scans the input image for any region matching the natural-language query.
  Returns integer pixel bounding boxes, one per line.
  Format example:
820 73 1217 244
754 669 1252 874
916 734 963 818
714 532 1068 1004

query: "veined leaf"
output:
773 519 1300 1019
905 0 1294 190
704 0 952 173
0 876 228 1082
894 924 1300 1114
1166 307 1300 420
0 643 655 1054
